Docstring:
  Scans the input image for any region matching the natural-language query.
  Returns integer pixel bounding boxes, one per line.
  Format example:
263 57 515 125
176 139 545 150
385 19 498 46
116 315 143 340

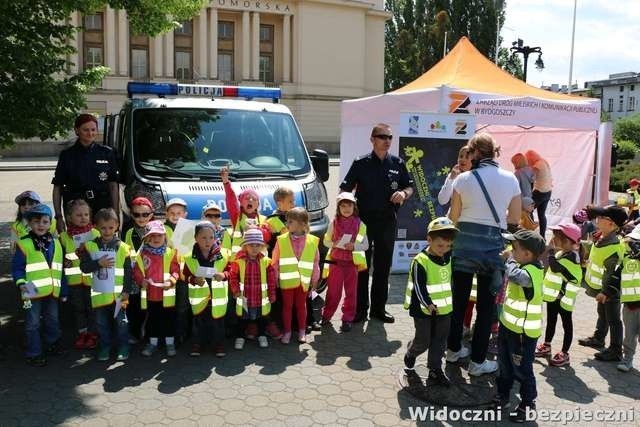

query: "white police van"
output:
104 82 330 240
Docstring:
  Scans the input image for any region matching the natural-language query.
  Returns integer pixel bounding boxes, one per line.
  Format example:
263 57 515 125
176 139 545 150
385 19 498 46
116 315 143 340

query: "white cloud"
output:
503 0 640 88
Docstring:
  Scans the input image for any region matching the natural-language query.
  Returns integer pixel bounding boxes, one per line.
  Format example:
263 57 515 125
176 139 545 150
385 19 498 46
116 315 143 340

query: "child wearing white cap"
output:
164 198 188 240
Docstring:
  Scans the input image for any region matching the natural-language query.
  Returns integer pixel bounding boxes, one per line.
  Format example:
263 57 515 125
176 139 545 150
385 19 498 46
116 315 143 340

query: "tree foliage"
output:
614 113 640 147
0 0 206 147
497 46 524 80
385 0 509 91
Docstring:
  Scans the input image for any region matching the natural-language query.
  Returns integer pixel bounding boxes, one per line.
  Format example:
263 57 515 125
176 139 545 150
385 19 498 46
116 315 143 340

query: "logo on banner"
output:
429 121 447 132
449 92 471 114
408 115 420 135
454 120 469 135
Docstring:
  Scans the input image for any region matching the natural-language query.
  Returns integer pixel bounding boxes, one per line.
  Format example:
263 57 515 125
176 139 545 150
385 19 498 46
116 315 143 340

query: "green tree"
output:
497 46 524 80
0 0 206 147
614 113 640 147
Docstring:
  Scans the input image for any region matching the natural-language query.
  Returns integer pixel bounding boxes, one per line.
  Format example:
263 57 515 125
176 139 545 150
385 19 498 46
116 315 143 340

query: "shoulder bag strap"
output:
472 169 500 225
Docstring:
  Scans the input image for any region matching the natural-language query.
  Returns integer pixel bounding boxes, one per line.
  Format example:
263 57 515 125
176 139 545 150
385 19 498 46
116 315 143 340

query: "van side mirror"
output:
310 149 329 182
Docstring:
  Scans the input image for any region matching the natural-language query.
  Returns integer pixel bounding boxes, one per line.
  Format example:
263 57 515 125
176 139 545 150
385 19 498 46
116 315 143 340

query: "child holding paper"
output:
80 208 133 361
164 198 188 242
133 220 181 357
12 203 64 367
321 192 368 332
183 221 231 357
59 199 100 350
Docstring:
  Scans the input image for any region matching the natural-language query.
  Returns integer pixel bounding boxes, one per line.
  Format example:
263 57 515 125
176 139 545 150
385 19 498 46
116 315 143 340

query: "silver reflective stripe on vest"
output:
505 298 543 314
279 271 300 280
65 252 79 261
64 267 82 276
26 262 49 272
502 310 542 330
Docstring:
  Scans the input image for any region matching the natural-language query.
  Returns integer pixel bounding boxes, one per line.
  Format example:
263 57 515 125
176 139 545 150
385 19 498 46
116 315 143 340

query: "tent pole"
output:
443 32 448 58
568 0 577 93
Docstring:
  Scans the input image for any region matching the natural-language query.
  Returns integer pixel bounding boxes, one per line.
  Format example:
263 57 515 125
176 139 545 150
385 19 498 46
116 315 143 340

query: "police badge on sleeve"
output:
98 171 108 181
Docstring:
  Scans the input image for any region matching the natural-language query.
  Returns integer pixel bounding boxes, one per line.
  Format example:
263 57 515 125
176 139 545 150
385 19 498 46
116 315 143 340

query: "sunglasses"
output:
132 212 152 218
373 134 393 140
205 213 221 218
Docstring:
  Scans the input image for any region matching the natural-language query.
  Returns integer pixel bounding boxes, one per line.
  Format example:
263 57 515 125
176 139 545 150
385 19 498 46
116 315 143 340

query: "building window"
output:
259 24 274 82
130 32 149 80
632 85 636 91
608 98 613 112
218 21 234 82
619 97 624 112
620 85 625 92
630 96 636 111
83 13 104 69
175 20 193 81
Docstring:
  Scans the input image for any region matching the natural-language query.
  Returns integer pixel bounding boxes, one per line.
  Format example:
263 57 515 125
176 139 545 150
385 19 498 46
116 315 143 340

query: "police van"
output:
104 82 330 242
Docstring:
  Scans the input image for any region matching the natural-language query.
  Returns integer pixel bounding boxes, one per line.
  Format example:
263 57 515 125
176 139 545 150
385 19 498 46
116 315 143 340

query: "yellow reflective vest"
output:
277 233 319 292
542 251 583 312
585 238 625 291
404 251 453 316
15 237 63 299
322 221 367 279
184 255 229 318
135 248 177 308
59 229 100 286
621 256 640 303
84 240 131 308
230 213 267 258
235 257 271 317
500 263 544 338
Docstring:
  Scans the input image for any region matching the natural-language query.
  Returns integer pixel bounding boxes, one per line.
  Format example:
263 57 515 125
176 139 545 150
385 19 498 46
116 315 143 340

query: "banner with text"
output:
392 112 476 272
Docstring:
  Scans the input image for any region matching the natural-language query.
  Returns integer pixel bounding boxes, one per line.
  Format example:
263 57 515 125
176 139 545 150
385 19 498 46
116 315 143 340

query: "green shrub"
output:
610 160 640 192
616 139 638 160
614 113 640 146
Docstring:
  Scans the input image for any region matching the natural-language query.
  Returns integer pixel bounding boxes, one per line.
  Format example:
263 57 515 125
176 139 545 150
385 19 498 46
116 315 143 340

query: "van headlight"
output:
304 179 328 212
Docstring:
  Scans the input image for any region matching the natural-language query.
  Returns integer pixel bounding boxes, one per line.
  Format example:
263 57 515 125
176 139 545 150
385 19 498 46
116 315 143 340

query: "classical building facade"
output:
585 72 640 121
70 0 389 153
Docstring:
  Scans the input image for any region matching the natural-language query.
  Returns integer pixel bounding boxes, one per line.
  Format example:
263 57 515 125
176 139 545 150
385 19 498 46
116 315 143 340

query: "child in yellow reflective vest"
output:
182 221 231 357
60 198 100 351
133 220 181 357
578 205 627 362
403 217 457 387
79 208 133 362
321 192 368 333
535 223 583 367
12 203 64 367
496 229 546 422
271 208 320 344
164 197 188 241
617 228 640 372
11 190 58 253
626 178 640 221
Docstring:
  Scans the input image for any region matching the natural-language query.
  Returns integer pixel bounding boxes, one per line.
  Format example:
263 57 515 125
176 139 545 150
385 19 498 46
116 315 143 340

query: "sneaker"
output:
320 318 332 327
214 344 227 357
578 336 605 349
549 351 570 367
84 334 97 350
26 355 47 367
258 336 269 348
492 394 510 409
428 369 451 387
340 321 352 332
166 344 177 357
535 342 551 357
281 332 291 344
96 347 110 361
594 347 622 362
510 402 536 423
404 353 416 371
297 331 307 343
266 322 283 339
234 338 245 350
310 321 322 331
617 359 633 372
446 346 471 363
468 359 498 376
141 343 157 357
74 333 88 350
116 347 129 361
190 344 202 357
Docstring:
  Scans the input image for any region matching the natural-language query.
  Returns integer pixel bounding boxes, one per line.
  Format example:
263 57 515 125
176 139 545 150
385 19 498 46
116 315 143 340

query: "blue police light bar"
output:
127 82 281 100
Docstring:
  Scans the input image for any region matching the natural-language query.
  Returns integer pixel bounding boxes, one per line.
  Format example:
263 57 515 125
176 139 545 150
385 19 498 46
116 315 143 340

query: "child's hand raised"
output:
221 166 230 184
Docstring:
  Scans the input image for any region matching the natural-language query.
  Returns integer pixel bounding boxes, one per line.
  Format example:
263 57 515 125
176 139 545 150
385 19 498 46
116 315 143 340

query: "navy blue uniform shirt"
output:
340 151 413 219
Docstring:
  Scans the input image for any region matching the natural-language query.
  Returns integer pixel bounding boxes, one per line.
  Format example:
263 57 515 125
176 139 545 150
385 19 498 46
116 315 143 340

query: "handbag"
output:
520 212 539 231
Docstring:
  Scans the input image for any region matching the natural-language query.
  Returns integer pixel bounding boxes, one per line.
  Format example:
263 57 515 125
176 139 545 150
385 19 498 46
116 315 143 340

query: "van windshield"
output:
132 108 310 179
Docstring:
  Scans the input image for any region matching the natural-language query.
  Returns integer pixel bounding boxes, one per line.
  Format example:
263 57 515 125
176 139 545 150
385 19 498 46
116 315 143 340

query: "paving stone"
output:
336 406 364 420
223 410 253 425
312 410 339 425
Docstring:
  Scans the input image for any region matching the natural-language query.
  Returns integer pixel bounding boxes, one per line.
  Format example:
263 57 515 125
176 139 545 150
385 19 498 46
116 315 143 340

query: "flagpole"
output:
568 0 577 93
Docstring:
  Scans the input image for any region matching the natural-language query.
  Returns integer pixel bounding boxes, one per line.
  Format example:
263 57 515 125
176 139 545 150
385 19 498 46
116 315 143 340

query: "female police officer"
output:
52 114 119 233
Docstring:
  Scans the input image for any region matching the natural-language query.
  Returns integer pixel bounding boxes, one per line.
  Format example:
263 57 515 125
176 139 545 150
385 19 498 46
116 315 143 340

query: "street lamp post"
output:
510 39 544 83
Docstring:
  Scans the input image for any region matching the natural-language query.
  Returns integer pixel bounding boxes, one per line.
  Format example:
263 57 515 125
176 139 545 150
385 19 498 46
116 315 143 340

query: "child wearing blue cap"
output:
12 203 66 366
11 191 57 252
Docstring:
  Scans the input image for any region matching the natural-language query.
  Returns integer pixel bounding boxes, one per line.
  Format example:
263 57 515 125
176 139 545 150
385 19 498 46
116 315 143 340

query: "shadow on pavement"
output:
539 364 598 403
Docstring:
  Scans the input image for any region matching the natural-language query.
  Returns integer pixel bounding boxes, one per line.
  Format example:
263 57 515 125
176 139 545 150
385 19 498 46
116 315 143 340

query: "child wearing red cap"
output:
536 223 583 367
133 220 181 357
627 178 640 221
220 166 271 259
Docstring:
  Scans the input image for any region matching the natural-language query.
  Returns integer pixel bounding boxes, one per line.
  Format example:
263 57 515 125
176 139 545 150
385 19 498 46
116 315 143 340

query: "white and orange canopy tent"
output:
340 37 608 226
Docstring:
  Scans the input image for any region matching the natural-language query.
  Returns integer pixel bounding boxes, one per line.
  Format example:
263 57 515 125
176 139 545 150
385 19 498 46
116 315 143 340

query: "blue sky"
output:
502 0 640 89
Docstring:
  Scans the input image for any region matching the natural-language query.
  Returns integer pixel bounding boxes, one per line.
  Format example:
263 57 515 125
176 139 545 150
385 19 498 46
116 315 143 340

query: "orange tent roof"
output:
394 37 585 101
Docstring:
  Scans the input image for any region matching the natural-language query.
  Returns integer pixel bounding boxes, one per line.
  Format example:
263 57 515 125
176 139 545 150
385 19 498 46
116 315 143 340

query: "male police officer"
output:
52 114 119 233
340 123 414 323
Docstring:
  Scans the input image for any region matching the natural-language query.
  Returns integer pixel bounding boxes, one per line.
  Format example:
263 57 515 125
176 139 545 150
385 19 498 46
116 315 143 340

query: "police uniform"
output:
52 141 119 215
340 151 413 320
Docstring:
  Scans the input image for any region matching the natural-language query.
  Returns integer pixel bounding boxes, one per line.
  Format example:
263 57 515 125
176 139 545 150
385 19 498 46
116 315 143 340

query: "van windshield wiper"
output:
139 162 201 179
235 171 298 179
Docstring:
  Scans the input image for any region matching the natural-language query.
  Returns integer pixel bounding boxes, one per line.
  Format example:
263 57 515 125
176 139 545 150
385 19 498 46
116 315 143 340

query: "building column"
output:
198 9 208 79
117 10 128 76
153 36 163 77
209 8 218 80
282 14 290 83
251 12 260 80
164 31 174 78
242 11 250 81
69 12 80 74
105 7 117 74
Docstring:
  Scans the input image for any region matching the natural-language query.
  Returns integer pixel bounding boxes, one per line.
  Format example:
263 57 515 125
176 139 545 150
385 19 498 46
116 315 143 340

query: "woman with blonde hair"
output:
525 150 553 239
446 132 521 377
